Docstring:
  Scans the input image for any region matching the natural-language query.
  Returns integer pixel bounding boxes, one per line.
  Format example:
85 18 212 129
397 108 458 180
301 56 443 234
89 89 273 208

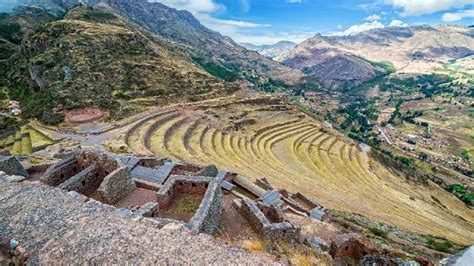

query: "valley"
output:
0 0 473 265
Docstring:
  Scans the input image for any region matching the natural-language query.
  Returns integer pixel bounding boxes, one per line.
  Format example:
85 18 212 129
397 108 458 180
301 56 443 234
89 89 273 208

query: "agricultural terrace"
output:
124 97 474 244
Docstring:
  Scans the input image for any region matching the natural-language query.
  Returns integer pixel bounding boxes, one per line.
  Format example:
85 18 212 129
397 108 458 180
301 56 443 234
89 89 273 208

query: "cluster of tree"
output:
446 184 474 207
337 100 381 148
192 57 239 82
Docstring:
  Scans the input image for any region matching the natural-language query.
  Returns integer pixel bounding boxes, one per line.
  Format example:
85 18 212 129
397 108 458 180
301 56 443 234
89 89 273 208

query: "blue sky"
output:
1 0 473 45
157 0 474 45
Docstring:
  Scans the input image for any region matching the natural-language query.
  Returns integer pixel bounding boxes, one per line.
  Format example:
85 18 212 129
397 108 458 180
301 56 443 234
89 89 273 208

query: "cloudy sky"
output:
155 0 474 45
1 0 473 45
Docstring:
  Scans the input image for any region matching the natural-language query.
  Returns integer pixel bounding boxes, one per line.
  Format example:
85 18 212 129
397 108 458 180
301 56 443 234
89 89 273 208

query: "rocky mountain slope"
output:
16 0 302 84
283 26 474 89
1 0 303 125
241 40 296 61
2 6 233 124
103 0 302 84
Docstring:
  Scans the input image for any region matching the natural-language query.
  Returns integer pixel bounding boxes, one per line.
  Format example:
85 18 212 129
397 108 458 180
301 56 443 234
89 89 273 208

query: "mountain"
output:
102 0 301 84
1 0 302 125
241 40 297 61
283 26 474 89
2 5 234 124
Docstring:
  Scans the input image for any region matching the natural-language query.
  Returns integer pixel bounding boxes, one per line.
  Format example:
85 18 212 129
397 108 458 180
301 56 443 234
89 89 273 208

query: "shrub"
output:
395 156 413 167
0 22 22 44
427 239 453 253
369 227 388 238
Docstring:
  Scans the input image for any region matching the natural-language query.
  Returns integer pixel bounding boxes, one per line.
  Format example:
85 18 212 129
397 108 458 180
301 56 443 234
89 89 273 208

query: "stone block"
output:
98 167 136 204
0 156 27 177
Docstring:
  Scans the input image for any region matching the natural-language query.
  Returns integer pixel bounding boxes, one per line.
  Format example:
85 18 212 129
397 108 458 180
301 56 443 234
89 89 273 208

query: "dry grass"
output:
124 98 474 244
242 240 266 252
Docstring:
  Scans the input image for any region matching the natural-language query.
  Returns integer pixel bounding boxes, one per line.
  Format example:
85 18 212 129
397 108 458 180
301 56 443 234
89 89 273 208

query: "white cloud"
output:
366 14 381 21
286 0 303 3
153 0 224 14
231 31 315 45
152 0 271 44
386 0 474 16
389 19 408 27
332 20 385 36
442 9 474 21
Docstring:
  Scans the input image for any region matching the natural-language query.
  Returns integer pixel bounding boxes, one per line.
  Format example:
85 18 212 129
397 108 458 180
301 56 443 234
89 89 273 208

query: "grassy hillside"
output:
122 96 474 244
3 6 236 125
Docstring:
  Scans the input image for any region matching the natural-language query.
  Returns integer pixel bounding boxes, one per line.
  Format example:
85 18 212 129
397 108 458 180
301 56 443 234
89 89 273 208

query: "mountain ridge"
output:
241 40 297 61
283 25 474 89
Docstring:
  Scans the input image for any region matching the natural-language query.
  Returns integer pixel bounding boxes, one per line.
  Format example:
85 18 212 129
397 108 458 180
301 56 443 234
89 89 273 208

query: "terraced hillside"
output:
0 125 54 155
124 97 474 244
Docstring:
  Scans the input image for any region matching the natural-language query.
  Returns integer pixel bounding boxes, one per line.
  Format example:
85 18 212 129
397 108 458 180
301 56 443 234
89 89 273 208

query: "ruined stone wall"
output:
76 151 118 174
137 158 167 168
156 177 210 210
177 181 208 195
186 179 223 235
257 202 283 223
239 198 301 243
171 164 202 175
58 166 99 196
41 157 82 186
98 167 137 204
156 186 177 210
291 192 320 209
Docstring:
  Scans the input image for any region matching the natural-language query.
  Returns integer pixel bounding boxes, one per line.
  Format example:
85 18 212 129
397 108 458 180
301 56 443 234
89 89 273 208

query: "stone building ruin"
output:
40 150 136 204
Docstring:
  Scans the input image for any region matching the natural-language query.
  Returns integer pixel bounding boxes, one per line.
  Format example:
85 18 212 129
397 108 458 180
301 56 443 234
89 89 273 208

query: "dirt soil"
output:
216 194 259 240
156 194 204 222
115 188 157 208
65 108 104 124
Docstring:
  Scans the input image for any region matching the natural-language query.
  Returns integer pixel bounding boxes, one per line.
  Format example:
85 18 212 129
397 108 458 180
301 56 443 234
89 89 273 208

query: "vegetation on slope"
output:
2 6 235 125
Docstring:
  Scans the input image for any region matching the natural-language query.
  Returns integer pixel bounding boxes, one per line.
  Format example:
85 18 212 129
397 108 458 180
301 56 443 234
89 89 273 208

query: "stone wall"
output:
156 175 223 234
133 202 160 217
98 167 137 204
0 156 28 177
40 157 82 186
156 176 212 210
137 158 167 168
42 149 132 203
171 164 203 176
76 151 118 175
238 198 301 243
186 178 223 235
290 192 320 210
58 165 98 196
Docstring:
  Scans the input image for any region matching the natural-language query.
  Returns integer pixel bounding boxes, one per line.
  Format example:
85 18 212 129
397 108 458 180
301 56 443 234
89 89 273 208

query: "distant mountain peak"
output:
241 40 297 61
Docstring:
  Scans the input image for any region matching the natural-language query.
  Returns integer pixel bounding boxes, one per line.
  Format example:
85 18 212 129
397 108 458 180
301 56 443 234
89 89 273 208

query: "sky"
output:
156 0 474 45
1 0 473 45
